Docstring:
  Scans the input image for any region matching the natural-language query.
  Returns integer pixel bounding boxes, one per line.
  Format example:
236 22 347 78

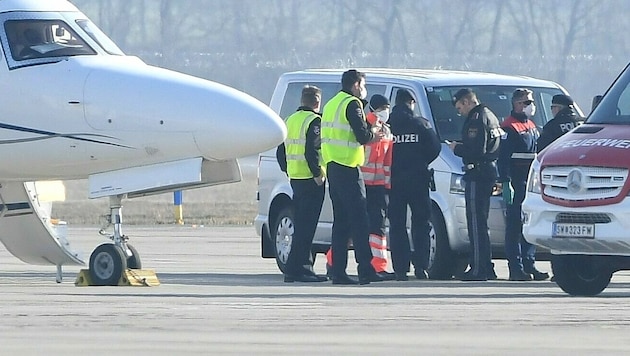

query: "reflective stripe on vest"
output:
361 135 393 186
511 152 536 159
321 92 364 167
285 111 320 178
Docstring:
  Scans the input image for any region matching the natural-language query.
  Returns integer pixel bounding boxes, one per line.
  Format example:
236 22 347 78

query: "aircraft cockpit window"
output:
4 19 96 62
75 19 124 55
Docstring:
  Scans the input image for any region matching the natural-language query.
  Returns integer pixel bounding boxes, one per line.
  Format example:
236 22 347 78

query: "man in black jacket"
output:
388 89 441 281
321 69 385 285
449 88 502 281
537 94 581 152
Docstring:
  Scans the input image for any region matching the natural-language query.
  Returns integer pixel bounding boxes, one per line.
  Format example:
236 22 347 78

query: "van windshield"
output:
588 64 630 125
427 85 569 142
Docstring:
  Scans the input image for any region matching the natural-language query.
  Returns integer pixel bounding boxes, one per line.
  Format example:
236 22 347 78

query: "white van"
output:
256 68 580 279
523 62 630 296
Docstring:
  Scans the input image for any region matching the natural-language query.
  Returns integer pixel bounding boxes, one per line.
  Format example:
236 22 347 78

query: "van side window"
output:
427 92 461 141
366 84 386 97
391 87 422 116
534 93 556 129
588 70 630 124
615 84 630 118
279 82 340 119
279 83 386 120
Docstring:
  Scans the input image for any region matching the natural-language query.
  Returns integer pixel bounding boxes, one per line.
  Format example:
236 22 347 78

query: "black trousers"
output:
464 173 495 277
326 162 375 277
285 178 325 276
366 185 387 236
388 176 431 274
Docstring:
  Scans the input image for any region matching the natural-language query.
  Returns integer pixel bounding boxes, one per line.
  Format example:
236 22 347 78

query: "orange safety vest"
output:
360 112 393 189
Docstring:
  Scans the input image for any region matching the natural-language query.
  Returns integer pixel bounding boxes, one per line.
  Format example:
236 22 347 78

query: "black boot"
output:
526 268 550 281
487 262 498 280
331 274 359 285
509 269 532 281
414 269 429 280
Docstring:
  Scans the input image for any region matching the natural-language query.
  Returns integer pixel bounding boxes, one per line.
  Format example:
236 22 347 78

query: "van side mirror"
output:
591 95 603 112
55 27 65 37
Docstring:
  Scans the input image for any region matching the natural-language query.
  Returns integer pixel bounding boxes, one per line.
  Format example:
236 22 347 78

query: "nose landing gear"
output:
77 195 158 286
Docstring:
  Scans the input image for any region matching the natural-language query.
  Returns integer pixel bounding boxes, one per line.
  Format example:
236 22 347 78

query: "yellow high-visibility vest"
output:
285 110 320 179
321 91 364 167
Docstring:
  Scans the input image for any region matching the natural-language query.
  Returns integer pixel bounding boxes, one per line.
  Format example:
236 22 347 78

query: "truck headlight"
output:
527 159 541 194
450 173 465 194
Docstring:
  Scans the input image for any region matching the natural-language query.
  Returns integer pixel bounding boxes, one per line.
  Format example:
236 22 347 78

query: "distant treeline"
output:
71 0 630 113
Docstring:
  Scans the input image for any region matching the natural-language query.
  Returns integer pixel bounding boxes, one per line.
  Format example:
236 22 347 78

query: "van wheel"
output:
551 255 612 296
272 207 294 273
427 205 457 280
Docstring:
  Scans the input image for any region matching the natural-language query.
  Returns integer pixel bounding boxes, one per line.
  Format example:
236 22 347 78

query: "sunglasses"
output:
519 100 533 105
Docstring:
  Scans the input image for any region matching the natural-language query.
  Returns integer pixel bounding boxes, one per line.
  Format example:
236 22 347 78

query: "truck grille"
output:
541 166 627 201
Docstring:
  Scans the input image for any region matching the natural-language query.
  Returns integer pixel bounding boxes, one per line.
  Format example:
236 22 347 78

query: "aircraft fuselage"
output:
0 0 286 181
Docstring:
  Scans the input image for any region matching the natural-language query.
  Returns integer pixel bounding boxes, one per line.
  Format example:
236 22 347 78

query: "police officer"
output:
537 94 581 152
449 88 501 281
498 88 549 281
388 89 441 281
276 85 328 283
321 69 384 285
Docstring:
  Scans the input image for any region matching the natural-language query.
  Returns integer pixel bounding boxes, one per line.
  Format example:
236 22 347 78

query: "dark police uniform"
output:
388 104 440 279
537 107 580 152
498 111 539 278
453 104 501 280
276 106 325 280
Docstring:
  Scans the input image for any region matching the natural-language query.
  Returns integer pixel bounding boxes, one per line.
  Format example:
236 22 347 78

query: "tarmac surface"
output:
1 226 630 355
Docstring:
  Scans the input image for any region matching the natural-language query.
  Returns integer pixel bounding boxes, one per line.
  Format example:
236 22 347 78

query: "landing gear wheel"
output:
272 207 294 273
551 254 612 296
89 243 127 286
126 244 142 269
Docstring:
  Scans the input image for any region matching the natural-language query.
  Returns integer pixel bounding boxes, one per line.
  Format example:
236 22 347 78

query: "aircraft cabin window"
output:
3 19 96 62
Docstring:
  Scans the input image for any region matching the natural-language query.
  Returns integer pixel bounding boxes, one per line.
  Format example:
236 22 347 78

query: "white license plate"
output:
552 223 595 238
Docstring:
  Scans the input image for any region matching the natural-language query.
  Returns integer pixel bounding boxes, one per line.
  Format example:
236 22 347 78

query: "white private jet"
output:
0 0 286 285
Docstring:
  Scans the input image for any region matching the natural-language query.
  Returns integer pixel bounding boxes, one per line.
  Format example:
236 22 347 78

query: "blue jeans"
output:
504 178 536 273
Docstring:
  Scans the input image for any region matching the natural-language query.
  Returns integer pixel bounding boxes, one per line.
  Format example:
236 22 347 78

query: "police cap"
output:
395 89 414 105
552 94 574 107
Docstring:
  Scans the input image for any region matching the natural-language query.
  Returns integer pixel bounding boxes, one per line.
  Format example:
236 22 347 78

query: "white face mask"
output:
376 109 390 123
523 103 536 117
359 87 368 100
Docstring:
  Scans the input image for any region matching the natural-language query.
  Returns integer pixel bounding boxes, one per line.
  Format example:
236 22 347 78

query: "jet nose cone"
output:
83 59 285 161
194 85 286 160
